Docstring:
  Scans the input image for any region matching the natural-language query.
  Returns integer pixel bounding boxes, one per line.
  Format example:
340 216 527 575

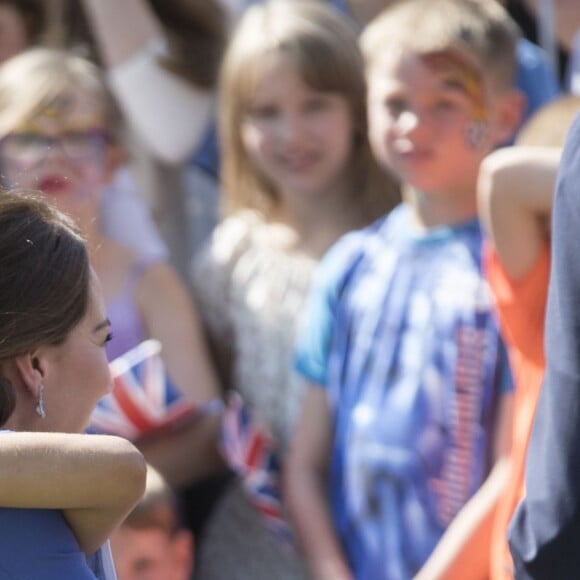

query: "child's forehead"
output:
368 47 483 92
243 50 313 99
16 88 106 132
248 50 304 86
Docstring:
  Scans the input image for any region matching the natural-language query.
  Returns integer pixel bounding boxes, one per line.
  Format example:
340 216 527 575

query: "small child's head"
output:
0 47 121 226
361 0 524 197
110 465 194 580
219 0 397 219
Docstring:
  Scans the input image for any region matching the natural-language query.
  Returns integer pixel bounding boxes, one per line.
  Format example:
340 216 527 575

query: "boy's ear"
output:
491 88 526 146
13 349 47 397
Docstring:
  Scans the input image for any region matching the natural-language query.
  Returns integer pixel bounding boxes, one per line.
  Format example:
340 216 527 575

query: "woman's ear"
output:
13 350 46 397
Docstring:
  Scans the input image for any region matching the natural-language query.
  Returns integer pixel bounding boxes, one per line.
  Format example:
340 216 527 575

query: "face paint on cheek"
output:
460 65 489 150
464 118 488 150
424 51 489 150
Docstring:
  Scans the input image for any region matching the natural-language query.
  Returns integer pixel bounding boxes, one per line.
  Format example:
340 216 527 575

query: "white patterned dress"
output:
191 211 315 580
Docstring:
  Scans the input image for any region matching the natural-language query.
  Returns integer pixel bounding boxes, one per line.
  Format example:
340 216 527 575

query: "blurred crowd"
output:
0 0 579 579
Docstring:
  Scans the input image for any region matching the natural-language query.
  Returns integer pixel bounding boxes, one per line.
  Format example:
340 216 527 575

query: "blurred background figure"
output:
0 46 224 495
80 0 227 278
504 0 580 91
478 94 580 580
111 465 195 580
0 0 44 63
190 1 399 578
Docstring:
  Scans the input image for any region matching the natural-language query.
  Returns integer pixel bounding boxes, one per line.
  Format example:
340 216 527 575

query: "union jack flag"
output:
88 339 222 442
220 392 294 549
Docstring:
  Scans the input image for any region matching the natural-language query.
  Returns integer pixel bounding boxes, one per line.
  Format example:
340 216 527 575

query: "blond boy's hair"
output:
361 0 520 94
219 0 399 219
0 47 121 139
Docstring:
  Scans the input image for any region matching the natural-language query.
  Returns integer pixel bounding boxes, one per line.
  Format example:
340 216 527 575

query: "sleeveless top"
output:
106 256 159 360
0 509 98 579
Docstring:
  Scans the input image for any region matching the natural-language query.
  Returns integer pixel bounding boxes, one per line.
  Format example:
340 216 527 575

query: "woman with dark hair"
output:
0 190 146 579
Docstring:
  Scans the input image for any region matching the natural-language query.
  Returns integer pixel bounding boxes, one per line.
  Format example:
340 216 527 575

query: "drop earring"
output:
36 383 46 419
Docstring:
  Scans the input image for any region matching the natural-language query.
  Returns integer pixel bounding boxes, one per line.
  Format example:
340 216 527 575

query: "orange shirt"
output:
485 242 550 580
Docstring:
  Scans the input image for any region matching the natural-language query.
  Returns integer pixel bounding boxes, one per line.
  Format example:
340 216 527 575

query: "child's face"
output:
241 51 356 203
110 526 193 580
367 49 495 197
0 86 109 221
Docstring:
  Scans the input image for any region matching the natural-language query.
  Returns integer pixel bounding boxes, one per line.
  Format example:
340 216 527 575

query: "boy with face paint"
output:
285 1 525 579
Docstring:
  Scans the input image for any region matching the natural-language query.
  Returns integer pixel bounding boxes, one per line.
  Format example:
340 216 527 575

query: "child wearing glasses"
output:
0 47 224 490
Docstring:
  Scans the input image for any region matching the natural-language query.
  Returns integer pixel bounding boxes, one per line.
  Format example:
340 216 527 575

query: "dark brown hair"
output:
0 0 45 44
0 190 90 425
148 0 226 88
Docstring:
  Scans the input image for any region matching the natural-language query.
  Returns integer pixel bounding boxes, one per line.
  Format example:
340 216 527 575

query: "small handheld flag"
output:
88 339 222 441
220 392 293 548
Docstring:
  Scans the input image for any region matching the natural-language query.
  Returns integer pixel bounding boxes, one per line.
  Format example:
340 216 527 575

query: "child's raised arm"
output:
477 146 561 279
81 0 218 164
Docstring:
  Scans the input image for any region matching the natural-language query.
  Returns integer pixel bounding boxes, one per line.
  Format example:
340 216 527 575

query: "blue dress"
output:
0 508 98 579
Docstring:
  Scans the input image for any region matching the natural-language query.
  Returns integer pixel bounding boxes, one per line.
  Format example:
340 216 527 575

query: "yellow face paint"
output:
38 94 72 120
423 50 487 123
15 91 105 136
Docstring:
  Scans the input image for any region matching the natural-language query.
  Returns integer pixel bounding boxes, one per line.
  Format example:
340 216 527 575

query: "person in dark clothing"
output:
508 111 580 579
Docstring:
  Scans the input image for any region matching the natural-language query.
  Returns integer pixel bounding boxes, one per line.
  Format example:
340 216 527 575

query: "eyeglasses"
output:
0 129 108 167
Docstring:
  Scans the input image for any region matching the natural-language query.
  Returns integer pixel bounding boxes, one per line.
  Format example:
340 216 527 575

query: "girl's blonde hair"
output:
0 47 120 140
219 0 398 219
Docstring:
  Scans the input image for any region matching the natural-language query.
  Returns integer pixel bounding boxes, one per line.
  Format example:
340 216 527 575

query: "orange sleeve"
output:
484 242 550 368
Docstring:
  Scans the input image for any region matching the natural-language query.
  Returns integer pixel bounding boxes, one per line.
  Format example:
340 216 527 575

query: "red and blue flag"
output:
220 392 293 548
88 339 222 441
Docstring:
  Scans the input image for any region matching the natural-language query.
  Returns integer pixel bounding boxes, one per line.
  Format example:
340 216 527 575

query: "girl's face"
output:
241 52 356 205
367 49 497 198
0 86 109 223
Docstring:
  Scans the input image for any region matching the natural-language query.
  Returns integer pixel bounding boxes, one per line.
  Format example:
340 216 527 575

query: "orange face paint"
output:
423 50 487 123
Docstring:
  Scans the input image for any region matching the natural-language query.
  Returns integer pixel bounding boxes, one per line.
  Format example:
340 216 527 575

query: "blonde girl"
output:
191 1 399 578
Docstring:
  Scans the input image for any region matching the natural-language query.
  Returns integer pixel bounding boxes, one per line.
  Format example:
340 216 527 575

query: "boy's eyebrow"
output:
441 76 470 93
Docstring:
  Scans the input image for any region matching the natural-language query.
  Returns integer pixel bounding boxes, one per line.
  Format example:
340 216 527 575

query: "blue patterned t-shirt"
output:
295 203 512 580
